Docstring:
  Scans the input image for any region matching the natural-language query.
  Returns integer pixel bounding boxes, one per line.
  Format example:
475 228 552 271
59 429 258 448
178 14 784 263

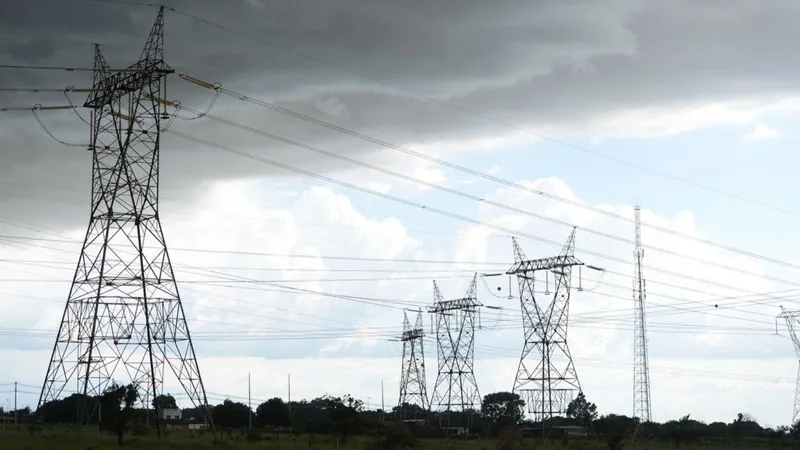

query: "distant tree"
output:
316 394 363 442
153 394 178 410
791 419 800 439
212 399 252 428
480 391 524 434
392 402 426 420
593 414 637 444
566 391 597 427
181 406 206 423
731 412 762 439
100 383 139 446
256 397 292 428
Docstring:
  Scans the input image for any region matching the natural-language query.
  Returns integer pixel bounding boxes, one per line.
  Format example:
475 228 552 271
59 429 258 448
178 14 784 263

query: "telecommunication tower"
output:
632 205 652 422
778 307 800 425
507 228 586 422
397 309 429 414
429 276 482 415
37 8 213 434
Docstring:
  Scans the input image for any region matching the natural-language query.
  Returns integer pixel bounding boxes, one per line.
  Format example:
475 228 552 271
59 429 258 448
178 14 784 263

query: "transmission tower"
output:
428 275 482 416
397 309 429 415
778 307 800 425
507 227 587 423
632 205 652 422
37 7 213 434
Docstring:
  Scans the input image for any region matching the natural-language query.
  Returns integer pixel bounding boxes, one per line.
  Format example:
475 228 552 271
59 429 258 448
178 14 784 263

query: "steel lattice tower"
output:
632 205 652 422
37 8 212 433
507 227 584 421
778 307 800 425
398 309 429 413
428 275 482 414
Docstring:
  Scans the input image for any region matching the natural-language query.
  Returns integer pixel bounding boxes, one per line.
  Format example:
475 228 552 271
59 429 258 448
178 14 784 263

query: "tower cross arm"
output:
400 328 425 341
428 297 483 314
506 255 583 275
84 58 173 109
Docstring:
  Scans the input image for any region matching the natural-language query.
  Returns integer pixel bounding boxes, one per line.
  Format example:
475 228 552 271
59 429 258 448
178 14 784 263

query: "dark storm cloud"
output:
2 0 800 230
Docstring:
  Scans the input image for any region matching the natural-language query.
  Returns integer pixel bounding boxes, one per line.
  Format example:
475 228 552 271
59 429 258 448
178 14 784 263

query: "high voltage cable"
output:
0 125 792 354
171 102 800 286
0 260 486 273
10 79 793 271
1 228 797 325
0 229 797 315
178 77 799 268
4 98 800 296
1 238 783 331
164 129 800 298
0 315 779 339
6 96 799 295
145 9 799 218
0 229 796 316
0 169 792 326
0 274 473 284
0 235 509 265
1 4 792 412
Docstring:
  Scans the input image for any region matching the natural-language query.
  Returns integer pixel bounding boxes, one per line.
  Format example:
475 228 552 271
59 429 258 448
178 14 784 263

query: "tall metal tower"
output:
632 205 652 422
397 309 428 413
507 228 584 422
37 7 212 432
778 307 800 425
429 275 482 414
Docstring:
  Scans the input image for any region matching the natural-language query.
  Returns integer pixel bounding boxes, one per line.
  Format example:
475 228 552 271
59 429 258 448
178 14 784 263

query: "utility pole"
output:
778 307 800 425
507 228 601 435
381 380 385 423
429 275 482 426
397 309 428 416
13 382 17 426
632 205 652 422
36 7 214 438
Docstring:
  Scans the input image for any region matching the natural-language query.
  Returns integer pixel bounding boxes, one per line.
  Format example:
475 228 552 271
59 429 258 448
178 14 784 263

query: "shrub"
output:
365 424 421 450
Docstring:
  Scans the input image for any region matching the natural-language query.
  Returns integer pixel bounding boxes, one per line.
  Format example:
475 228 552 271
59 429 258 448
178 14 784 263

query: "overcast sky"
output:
2 0 800 428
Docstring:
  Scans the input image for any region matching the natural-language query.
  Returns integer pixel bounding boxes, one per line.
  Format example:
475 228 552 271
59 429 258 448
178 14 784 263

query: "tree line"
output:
28 387 800 446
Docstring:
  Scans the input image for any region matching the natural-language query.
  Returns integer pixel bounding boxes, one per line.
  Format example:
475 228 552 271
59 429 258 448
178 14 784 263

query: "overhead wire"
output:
159 9 799 218
2 114 797 323
0 3 796 406
2 226 796 322
0 230 786 337
162 128 800 302
0 219 797 328
170 101 791 287
1 66 792 390
4 91 800 297
177 76 800 269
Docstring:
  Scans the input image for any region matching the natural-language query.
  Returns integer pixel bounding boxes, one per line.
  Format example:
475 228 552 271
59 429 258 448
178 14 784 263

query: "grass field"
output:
0 427 794 450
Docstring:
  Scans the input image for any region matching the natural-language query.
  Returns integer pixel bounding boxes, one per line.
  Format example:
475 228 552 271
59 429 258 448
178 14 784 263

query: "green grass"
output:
0 427 793 450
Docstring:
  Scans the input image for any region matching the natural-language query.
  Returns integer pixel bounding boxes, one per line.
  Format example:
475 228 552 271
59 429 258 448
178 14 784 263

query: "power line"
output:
161 8 798 218
162 129 800 300
2 226 798 328
170 101 797 283
5 92 800 291
178 77 799 269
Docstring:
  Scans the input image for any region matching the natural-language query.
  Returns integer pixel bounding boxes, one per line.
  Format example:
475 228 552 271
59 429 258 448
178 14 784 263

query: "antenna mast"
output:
633 205 652 422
